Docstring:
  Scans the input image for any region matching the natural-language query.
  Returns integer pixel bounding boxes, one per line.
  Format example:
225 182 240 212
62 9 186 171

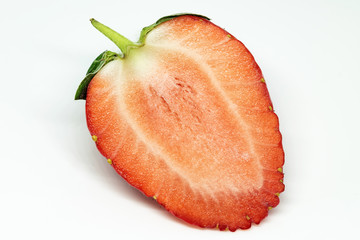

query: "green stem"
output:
90 18 142 58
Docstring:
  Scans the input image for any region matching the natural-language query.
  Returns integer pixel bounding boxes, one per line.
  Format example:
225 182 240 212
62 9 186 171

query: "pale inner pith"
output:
117 47 262 192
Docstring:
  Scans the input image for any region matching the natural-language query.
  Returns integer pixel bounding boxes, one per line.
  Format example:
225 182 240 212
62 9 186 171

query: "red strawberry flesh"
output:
84 15 284 231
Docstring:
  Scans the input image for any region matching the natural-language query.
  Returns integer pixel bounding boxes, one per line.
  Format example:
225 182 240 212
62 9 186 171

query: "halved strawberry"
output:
75 14 284 231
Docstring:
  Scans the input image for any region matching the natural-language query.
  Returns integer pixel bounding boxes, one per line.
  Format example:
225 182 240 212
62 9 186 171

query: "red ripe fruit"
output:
75 14 285 231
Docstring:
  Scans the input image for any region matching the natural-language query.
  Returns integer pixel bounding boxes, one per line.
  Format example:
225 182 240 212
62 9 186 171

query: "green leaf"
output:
75 51 118 100
138 13 210 44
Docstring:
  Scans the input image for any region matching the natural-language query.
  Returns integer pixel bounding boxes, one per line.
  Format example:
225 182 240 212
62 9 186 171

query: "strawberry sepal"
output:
75 50 118 100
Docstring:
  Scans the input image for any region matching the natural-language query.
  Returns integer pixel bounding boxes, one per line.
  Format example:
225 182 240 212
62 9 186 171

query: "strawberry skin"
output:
79 14 284 231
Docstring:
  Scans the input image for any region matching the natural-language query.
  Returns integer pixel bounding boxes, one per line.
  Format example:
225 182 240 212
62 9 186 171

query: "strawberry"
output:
75 14 284 231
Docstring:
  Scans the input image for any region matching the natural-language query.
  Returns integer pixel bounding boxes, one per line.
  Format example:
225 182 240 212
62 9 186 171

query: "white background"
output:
1 0 359 239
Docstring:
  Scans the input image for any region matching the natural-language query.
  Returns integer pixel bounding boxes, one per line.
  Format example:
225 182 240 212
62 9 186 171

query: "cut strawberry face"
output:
76 14 284 231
